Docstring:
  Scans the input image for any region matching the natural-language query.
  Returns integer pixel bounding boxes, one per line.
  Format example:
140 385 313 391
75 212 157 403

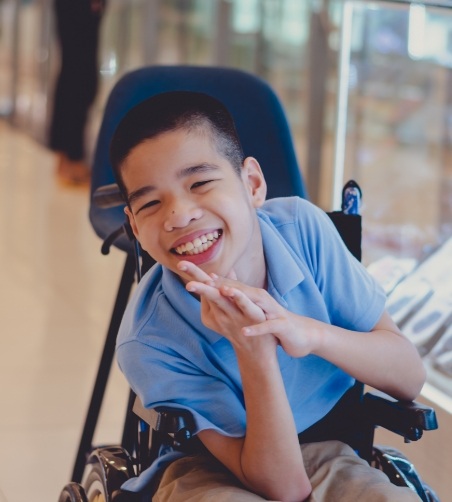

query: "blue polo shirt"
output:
116 197 386 437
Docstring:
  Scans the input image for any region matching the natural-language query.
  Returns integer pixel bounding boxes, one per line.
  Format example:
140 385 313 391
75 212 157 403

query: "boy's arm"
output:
309 310 426 401
199 349 310 502
232 284 426 402
184 278 311 502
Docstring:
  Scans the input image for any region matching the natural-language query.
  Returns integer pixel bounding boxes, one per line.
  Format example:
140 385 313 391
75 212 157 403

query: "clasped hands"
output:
177 260 315 358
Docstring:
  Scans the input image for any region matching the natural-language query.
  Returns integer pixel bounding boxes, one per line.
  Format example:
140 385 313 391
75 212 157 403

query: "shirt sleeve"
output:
116 337 247 437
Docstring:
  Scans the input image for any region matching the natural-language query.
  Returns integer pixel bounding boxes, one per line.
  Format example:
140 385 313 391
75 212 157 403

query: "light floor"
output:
0 120 130 502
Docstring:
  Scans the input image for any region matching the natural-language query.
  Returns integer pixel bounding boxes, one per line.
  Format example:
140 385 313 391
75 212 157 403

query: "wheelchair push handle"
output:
93 183 124 209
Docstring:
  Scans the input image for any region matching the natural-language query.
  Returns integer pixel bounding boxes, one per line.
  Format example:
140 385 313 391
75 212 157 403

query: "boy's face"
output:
122 128 267 285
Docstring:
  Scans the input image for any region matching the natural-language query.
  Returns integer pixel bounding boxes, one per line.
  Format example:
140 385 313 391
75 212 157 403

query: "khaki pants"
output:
153 440 421 502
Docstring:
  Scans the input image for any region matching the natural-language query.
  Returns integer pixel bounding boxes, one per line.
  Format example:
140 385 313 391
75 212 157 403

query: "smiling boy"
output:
111 91 425 501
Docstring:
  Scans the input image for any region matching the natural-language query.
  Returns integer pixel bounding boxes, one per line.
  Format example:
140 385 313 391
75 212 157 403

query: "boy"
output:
110 91 426 501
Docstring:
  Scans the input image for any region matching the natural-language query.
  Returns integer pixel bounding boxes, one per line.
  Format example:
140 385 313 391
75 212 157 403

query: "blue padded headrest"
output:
89 65 306 252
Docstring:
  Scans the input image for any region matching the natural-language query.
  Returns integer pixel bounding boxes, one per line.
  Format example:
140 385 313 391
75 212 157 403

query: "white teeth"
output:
174 231 221 255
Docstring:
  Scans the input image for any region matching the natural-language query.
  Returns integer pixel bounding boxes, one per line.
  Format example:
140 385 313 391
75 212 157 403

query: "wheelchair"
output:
58 66 439 502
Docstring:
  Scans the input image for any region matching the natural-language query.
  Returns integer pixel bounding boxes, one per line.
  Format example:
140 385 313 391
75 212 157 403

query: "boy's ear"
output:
242 157 267 208
124 206 140 241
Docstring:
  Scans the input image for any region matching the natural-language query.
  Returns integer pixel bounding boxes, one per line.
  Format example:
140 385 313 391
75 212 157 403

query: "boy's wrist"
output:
303 317 328 357
233 336 278 367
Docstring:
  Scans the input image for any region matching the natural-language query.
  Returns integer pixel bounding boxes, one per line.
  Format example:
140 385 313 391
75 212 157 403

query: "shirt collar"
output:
258 212 305 301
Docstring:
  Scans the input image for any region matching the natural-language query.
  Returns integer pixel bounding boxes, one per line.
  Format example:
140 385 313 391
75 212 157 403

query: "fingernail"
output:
210 273 218 280
223 286 233 296
186 284 196 292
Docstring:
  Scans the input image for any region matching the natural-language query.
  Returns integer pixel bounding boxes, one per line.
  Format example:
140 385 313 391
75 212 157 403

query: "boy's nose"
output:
163 201 203 231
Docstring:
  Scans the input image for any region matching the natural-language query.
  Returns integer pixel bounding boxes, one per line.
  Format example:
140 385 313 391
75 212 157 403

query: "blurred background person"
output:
49 0 106 186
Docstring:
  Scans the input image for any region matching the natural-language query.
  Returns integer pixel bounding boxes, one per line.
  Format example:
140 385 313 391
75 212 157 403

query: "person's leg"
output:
50 0 103 185
153 454 272 502
153 441 421 502
302 440 421 502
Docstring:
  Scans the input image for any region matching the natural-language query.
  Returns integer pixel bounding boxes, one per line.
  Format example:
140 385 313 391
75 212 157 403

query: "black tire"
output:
58 483 88 502
84 463 108 502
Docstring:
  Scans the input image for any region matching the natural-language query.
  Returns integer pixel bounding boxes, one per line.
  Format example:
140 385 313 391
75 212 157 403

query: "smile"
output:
172 230 222 256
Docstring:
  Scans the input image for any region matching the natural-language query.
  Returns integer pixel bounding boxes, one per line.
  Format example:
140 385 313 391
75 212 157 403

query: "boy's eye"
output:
135 199 160 215
191 179 214 190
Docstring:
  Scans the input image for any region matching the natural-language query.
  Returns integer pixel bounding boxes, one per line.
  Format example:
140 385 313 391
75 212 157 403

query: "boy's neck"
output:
236 248 267 290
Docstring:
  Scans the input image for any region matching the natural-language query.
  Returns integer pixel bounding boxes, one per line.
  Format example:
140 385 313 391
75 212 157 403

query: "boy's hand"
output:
208 275 316 358
178 262 276 354
178 262 315 358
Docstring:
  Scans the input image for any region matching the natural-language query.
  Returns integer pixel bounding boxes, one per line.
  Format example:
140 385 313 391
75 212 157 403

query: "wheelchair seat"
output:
59 65 439 502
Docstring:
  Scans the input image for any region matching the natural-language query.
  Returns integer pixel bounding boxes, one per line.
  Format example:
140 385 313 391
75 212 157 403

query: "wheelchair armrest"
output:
133 399 196 443
363 391 438 441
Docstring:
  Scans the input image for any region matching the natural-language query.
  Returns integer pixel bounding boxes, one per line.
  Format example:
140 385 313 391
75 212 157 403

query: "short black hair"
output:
110 91 245 199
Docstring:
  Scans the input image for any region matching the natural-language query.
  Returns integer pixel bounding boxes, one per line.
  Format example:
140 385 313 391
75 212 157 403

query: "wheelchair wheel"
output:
372 446 440 502
82 446 136 502
58 482 88 502
423 483 441 502
84 463 108 502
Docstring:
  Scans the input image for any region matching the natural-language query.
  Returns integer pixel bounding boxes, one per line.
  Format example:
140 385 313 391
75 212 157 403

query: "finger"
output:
210 275 248 294
242 318 283 337
220 286 265 322
186 281 235 312
177 261 213 284
203 275 280 319
218 281 275 314
186 280 219 298
208 274 234 289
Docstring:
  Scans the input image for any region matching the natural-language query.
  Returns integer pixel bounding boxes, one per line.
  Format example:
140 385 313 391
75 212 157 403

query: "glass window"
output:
335 1 452 265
